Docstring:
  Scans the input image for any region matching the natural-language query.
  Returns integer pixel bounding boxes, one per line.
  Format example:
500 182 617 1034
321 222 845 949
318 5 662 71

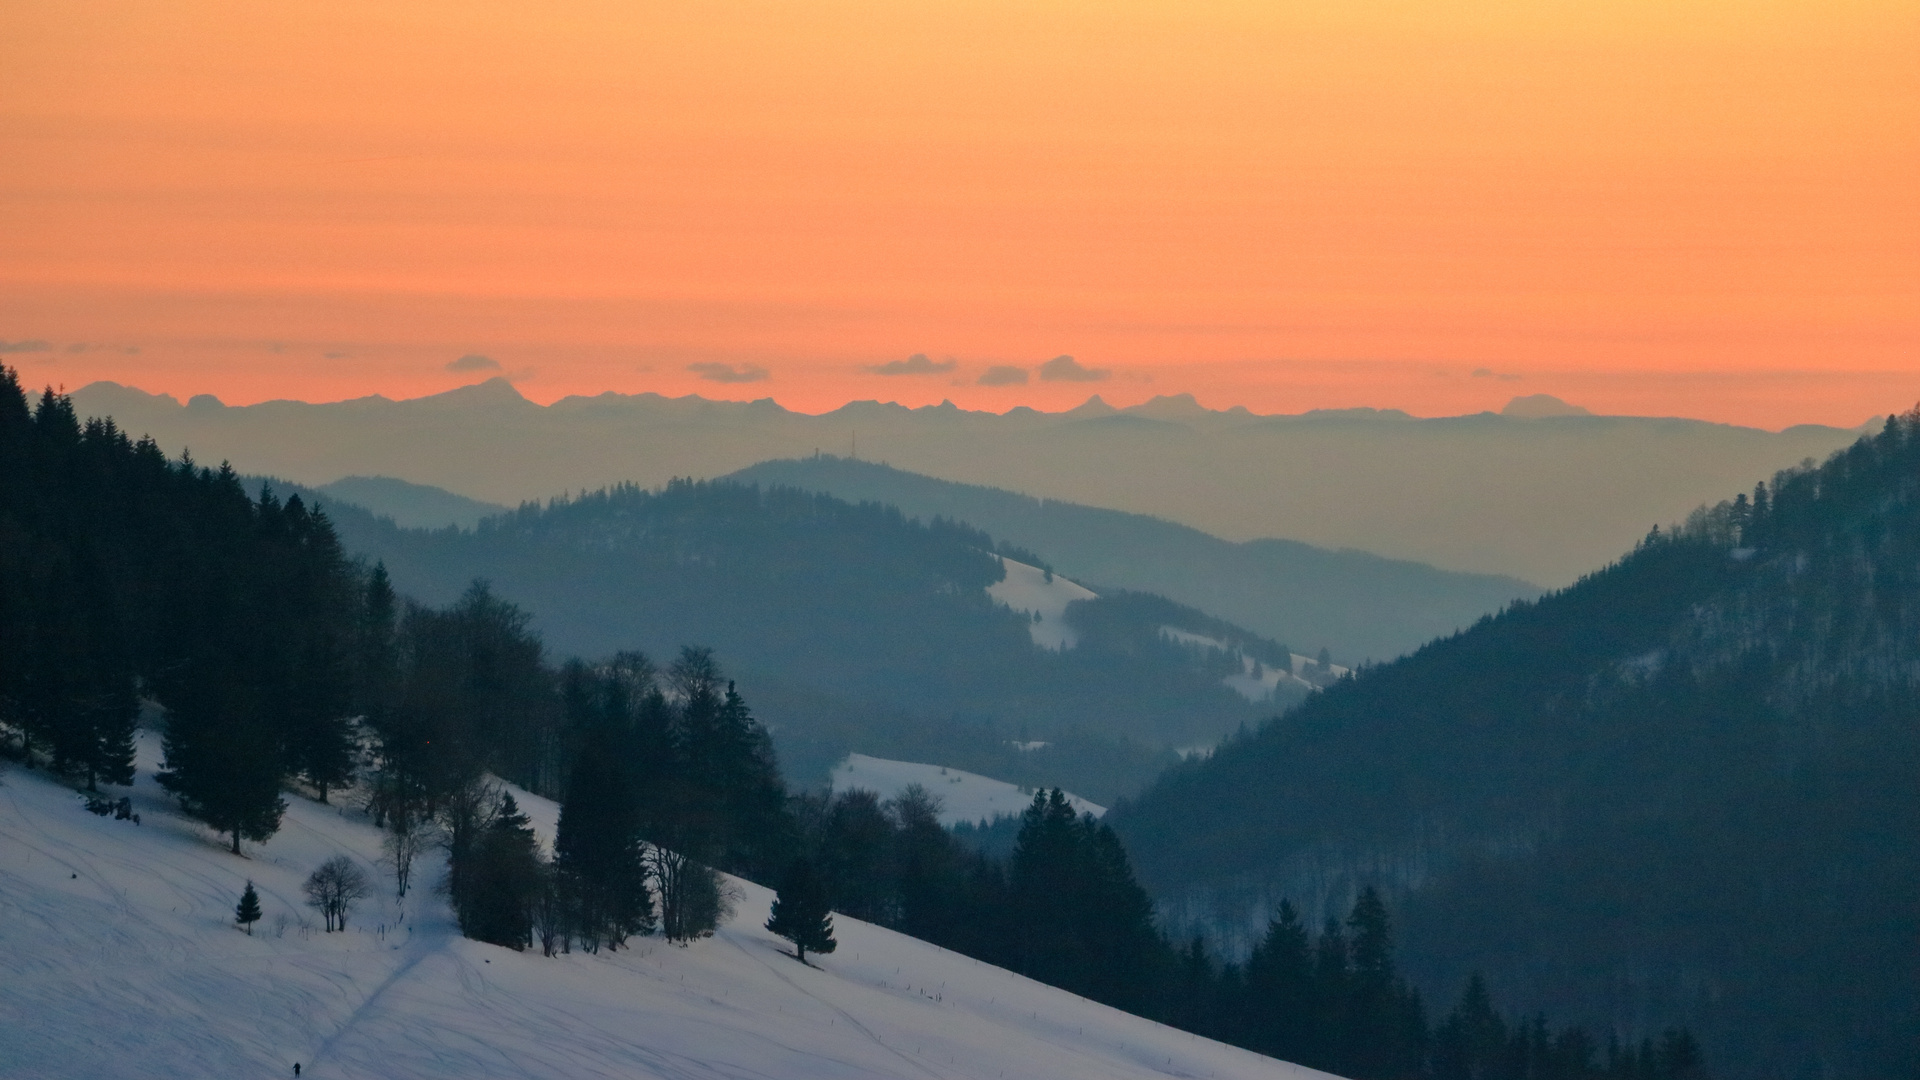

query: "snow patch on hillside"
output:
831 752 1106 826
987 556 1097 650
1159 627 1347 703
0 736 1326 1080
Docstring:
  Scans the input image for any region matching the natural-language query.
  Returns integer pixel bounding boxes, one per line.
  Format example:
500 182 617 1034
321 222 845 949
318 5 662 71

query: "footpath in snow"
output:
0 733 1332 1080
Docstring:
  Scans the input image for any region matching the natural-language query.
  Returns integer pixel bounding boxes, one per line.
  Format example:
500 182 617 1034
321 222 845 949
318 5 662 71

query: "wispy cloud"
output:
977 364 1030 386
1472 367 1523 382
689 361 770 384
865 353 956 376
0 339 53 353
447 353 502 373
1038 354 1109 382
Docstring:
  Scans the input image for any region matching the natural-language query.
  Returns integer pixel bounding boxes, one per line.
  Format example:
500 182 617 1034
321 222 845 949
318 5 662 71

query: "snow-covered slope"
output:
0 736 1328 1080
987 556 1097 650
1158 627 1348 703
830 753 1105 827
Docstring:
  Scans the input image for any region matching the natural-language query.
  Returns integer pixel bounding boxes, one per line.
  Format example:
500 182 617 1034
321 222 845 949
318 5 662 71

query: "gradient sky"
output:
2 0 1914 427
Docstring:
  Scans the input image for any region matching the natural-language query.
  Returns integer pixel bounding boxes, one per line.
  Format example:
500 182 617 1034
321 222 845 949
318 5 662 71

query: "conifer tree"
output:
766 857 836 963
1242 900 1314 1058
158 692 286 855
554 657 656 950
234 880 263 935
266 496 357 802
1432 973 1508 1080
354 562 400 727
462 793 542 948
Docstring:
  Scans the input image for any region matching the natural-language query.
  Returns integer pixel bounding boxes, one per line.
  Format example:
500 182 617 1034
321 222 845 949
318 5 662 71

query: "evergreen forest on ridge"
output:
1115 407 1920 1080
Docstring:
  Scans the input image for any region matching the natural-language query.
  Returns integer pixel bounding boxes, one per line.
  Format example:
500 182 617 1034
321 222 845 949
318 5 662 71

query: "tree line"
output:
778 781 1707 1080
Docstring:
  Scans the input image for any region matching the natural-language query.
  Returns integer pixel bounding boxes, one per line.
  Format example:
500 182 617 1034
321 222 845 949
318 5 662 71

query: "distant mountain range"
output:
726 456 1539 663
1111 416 1920 1080
71 378 1867 585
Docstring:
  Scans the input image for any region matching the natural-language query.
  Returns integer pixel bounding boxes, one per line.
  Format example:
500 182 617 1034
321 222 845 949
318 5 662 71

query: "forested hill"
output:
727 455 1539 662
299 479 1300 799
1112 411 1920 1080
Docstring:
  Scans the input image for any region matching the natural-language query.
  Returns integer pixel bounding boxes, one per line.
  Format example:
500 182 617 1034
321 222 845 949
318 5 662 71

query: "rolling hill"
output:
726 456 1539 663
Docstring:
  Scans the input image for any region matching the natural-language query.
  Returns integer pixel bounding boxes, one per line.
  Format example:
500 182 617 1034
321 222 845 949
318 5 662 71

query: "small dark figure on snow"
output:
293 1064 300 1077
765 858 836 964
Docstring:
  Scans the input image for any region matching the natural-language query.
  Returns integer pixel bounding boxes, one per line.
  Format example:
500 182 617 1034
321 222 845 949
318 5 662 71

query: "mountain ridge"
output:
69 378 1867 584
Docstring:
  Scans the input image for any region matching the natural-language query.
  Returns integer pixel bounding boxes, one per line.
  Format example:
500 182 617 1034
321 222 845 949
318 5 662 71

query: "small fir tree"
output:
234 880 263 935
766 858 836 963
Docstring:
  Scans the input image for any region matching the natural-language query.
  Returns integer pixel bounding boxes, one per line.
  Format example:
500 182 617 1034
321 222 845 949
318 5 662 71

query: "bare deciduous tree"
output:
649 845 731 943
304 855 370 932
382 818 432 899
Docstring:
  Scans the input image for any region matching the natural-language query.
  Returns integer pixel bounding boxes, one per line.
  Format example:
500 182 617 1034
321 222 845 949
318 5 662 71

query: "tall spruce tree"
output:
1242 899 1314 1058
1343 886 1427 1079
463 793 543 949
553 656 656 951
158 687 286 855
153 464 290 854
273 495 357 802
766 857 836 963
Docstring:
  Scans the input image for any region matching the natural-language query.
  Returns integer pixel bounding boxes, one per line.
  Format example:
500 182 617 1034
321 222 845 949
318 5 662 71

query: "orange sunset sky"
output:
2 0 1915 427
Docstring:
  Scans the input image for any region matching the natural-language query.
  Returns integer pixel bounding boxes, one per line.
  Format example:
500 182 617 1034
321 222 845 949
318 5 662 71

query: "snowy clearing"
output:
0 734 1326 1080
1158 627 1346 703
829 753 1105 827
987 556 1097 650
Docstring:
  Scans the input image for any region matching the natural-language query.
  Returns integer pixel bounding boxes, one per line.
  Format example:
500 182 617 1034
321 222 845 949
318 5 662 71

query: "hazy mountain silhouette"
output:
71 379 1866 585
726 455 1539 663
314 475 508 530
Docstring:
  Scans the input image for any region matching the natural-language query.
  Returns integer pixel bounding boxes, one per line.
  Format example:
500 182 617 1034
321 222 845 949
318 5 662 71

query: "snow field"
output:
1157 627 1346 703
986 557 1097 650
0 734 1330 1080
829 753 1105 827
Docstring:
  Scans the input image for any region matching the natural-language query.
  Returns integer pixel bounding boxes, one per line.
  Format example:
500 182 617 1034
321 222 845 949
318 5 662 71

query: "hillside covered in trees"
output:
1113 410 1920 1080
294 477 1304 798
727 454 1540 663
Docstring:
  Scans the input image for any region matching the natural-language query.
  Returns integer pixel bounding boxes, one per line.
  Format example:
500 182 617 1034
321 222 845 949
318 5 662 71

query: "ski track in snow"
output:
0 733 1334 1080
